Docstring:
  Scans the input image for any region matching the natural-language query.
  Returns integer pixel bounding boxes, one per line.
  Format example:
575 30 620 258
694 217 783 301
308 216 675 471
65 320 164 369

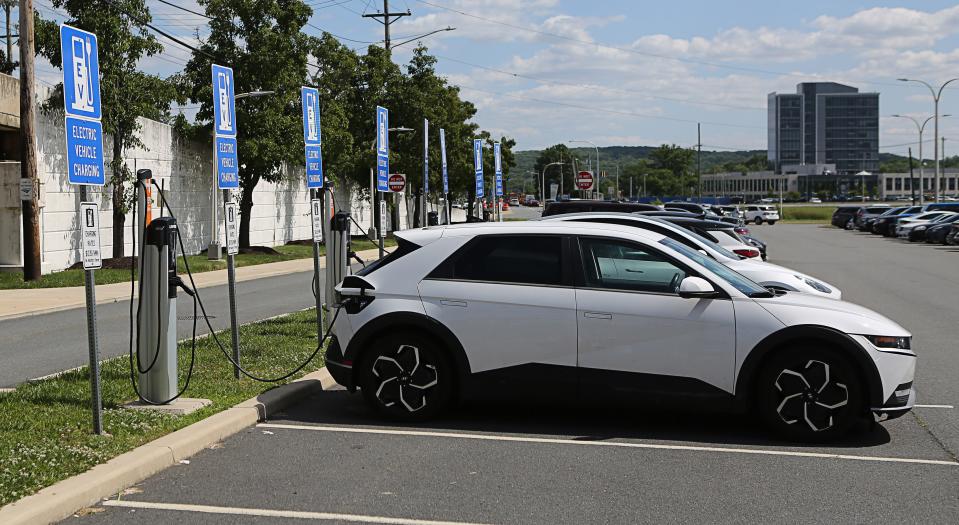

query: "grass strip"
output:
0 308 324 507
779 206 835 223
0 238 395 290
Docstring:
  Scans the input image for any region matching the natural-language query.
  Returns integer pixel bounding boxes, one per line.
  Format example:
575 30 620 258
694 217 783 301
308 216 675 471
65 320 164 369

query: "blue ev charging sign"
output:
211 65 237 137
473 139 484 199
301 87 324 188
61 25 105 186
376 106 389 192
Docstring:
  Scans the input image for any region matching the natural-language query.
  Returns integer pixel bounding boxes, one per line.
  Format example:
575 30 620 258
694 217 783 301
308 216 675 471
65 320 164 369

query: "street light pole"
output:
541 161 563 203
899 78 959 202
893 114 949 206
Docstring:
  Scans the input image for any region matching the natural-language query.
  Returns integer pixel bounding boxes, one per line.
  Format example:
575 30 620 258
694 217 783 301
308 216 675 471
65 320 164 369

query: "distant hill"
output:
510 146 766 191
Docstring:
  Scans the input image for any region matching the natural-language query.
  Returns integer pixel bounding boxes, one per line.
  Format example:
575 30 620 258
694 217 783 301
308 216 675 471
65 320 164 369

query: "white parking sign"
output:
311 199 323 243
79 202 101 269
224 201 239 255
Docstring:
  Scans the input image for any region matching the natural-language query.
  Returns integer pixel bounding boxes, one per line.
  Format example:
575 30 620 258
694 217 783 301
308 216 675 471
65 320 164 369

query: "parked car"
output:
509 198 520 206
501 201 510 211
878 206 923 236
896 211 956 241
831 206 863 229
947 223 959 245
742 235 768 260
744 205 780 225
654 216 762 259
870 206 915 235
924 214 959 244
329 221 914 441
542 200 659 216
541 212 836 296
664 201 708 214
809 197 822 204
921 202 959 213
855 205 892 231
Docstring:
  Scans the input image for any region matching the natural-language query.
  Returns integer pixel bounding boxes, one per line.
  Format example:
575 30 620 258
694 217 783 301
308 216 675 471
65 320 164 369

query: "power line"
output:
413 0 924 90
151 0 211 19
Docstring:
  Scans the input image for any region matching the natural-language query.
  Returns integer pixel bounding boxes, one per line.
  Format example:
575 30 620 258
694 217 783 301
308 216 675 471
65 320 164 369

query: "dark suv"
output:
855 205 892 231
831 206 863 229
542 200 660 217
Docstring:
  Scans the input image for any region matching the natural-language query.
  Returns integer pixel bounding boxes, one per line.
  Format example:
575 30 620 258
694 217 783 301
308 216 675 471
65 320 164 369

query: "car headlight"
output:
914 226 927 231
794 275 832 294
864 335 912 351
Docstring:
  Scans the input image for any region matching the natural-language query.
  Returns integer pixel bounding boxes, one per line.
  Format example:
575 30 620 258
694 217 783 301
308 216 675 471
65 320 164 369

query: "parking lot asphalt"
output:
69 224 959 524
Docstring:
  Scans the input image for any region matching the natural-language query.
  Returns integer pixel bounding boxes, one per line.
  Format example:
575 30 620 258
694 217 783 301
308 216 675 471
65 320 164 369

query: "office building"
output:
768 82 879 175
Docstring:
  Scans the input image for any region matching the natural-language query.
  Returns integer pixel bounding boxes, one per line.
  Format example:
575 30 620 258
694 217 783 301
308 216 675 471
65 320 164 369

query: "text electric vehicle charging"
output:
127 169 354 406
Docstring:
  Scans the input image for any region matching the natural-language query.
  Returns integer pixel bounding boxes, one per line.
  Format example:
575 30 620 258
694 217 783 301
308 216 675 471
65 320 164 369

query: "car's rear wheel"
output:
845 218 855 230
755 347 864 442
358 332 454 421
767 220 777 226
754 217 763 225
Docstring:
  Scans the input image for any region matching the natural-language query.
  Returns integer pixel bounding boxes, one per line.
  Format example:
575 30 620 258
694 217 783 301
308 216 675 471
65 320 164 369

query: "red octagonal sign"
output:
388 173 406 193
575 171 594 190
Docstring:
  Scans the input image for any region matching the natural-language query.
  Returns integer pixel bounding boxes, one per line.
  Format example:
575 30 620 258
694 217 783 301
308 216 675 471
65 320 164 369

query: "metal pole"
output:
909 147 916 206
79 186 103 434
697 123 702 202
934 95 940 203
422 118 428 227
224 189 240 379
311 188 324 343
320 188 330 331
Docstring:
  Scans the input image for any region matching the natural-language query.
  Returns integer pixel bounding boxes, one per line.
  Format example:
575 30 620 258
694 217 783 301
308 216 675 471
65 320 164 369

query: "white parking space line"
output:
259 423 959 468
914 404 954 409
101 500 493 525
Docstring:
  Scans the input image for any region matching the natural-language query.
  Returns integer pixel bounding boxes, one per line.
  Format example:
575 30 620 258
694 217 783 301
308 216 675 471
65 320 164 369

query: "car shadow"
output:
273 387 893 452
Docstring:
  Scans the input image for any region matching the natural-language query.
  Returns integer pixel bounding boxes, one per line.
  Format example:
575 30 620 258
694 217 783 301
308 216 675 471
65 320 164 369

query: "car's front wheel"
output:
755 347 864 442
754 217 763 225
358 332 454 421
845 218 855 230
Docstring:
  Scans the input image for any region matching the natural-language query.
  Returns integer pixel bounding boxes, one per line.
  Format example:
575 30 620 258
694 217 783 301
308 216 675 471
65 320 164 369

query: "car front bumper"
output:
873 383 915 421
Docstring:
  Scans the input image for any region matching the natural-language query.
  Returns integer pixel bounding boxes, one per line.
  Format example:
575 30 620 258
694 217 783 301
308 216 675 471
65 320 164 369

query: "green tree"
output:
534 144 580 199
181 0 313 247
648 144 695 196
35 0 177 257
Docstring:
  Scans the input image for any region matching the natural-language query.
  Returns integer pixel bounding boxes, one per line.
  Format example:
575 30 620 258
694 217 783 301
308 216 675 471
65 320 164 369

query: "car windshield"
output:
659 238 771 297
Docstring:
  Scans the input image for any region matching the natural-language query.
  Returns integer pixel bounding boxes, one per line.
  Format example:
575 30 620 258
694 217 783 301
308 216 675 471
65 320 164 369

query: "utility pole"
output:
5 1 12 68
364 0 410 231
19 0 40 280
908 147 916 206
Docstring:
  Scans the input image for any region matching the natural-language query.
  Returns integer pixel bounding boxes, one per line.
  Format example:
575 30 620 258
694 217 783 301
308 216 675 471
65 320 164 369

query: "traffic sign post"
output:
62 24 104 434
440 128 448 224
388 173 406 193
473 139 484 218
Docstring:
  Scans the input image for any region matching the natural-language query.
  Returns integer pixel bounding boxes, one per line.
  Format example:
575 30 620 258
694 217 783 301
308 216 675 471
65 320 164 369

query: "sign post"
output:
302 87 326 338
494 142 504 222
375 106 389 258
62 24 104 434
211 64 242 378
440 128 448 224
473 139 484 219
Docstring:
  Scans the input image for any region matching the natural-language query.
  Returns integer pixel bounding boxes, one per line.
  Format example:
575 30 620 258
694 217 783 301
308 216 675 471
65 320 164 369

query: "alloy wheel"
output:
774 360 849 432
371 344 439 413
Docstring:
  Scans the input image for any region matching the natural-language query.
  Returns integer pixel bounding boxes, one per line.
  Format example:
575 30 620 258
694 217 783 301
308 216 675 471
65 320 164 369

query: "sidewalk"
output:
0 248 381 320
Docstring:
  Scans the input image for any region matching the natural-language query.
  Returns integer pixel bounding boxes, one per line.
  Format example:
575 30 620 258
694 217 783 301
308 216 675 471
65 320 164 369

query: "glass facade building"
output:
768 82 878 175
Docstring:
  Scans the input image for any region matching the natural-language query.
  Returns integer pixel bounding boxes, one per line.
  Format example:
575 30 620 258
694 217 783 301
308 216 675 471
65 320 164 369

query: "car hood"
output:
728 260 840 292
752 292 909 337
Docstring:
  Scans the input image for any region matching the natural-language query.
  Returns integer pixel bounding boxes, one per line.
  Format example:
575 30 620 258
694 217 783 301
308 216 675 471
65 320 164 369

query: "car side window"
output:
428 235 563 286
578 237 687 294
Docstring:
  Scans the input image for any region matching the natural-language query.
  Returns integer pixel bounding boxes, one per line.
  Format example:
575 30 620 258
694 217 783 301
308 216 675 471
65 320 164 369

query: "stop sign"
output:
388 173 406 192
575 171 594 190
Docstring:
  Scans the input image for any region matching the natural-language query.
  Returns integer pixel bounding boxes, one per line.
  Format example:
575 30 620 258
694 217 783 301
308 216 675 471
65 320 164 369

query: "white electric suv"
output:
540 212 840 298
327 222 916 441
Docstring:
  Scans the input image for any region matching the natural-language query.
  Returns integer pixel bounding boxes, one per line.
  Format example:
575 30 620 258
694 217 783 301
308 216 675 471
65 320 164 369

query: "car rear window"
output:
355 237 421 276
428 235 564 286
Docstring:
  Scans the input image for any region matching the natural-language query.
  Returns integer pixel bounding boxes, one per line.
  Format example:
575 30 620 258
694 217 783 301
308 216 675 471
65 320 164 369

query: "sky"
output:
24 0 959 155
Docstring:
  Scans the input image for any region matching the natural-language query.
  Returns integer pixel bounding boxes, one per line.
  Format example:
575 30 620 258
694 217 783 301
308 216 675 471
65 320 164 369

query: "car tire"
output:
754 217 763 225
755 347 864 442
844 218 855 230
358 331 454 421
767 221 777 226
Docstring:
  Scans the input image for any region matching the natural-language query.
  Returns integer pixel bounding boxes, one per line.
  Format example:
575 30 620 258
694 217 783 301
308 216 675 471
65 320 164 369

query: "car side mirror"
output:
678 276 718 299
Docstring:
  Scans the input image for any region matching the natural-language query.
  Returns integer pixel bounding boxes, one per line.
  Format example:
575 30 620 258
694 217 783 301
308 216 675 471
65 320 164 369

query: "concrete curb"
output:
0 367 338 525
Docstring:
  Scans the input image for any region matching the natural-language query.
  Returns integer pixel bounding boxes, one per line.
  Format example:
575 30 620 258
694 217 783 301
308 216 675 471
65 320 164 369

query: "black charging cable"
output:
152 182 341 383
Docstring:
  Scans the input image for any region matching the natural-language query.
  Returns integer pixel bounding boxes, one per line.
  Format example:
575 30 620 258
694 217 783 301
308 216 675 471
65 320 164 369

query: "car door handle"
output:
625 269 644 273
583 311 612 320
440 299 468 307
